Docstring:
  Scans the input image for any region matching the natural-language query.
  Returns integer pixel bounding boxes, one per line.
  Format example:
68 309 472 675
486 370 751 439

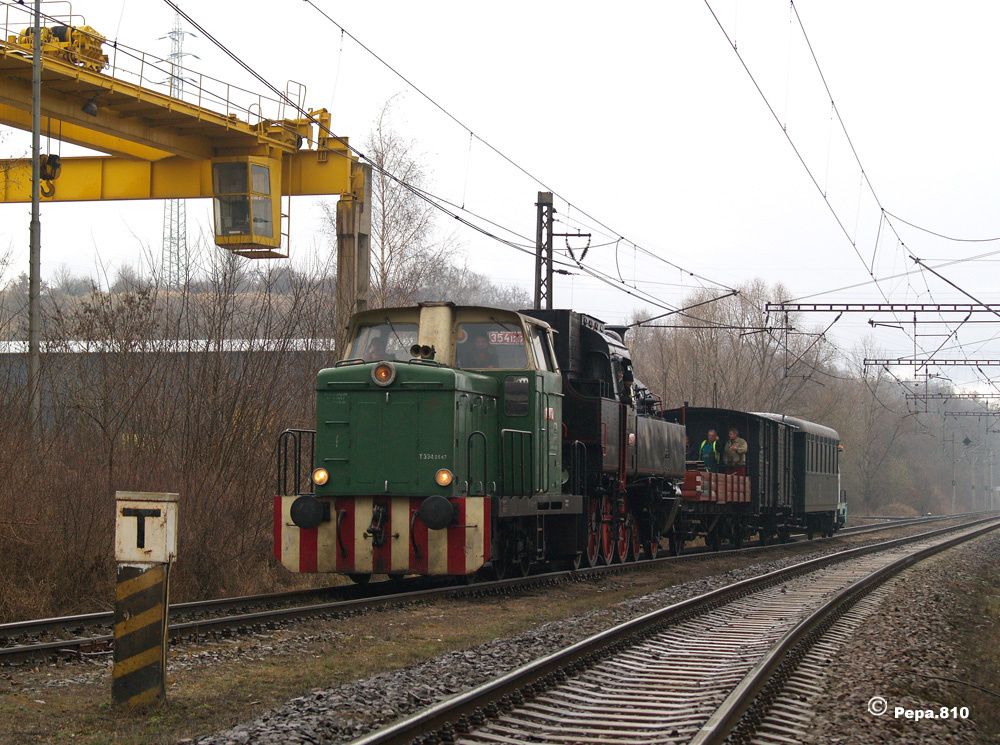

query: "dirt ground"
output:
807 531 1000 743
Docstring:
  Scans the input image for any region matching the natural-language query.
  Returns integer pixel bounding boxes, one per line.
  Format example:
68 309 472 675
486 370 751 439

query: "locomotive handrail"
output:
466 431 488 496
276 428 316 496
569 439 588 496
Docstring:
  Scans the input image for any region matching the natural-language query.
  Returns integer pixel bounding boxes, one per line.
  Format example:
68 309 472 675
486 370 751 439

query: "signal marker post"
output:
112 491 179 709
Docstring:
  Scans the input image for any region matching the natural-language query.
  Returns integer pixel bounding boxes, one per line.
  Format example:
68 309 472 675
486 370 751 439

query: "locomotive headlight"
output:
372 362 396 386
312 467 329 486
435 468 454 487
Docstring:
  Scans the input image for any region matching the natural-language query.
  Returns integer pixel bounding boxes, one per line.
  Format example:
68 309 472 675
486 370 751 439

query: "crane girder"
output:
0 15 366 273
0 104 174 160
0 148 354 202
0 69 216 160
0 37 329 159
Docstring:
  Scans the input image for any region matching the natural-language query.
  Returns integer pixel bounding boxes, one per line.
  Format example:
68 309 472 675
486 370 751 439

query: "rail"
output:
1 512 988 663
350 514 1000 744
691 518 1000 743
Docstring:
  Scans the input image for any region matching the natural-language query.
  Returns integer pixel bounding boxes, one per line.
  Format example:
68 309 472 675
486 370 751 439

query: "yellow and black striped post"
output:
113 491 179 709
112 563 170 707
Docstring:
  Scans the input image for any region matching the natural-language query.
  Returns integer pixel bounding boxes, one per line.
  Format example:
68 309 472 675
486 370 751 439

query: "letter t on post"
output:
112 492 179 709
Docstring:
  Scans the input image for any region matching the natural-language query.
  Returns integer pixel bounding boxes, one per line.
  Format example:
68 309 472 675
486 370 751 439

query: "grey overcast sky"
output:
2 1 1000 387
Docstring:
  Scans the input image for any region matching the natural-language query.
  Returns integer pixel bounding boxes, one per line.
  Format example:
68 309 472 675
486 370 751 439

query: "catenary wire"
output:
301 0 738 294
163 1 747 330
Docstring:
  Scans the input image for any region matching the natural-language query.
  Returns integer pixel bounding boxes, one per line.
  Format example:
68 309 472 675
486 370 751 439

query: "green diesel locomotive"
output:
275 302 685 581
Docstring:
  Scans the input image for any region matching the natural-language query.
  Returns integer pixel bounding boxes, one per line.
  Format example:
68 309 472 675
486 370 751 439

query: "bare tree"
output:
367 101 455 307
323 99 456 311
629 280 836 412
419 262 530 309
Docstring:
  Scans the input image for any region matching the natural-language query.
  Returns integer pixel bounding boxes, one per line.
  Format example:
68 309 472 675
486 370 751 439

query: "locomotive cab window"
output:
503 376 530 416
350 322 419 362
456 322 528 370
544 333 559 372
528 326 554 371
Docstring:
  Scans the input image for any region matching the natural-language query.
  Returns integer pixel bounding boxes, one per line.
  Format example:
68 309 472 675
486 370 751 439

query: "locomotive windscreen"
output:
351 322 419 362
456 322 529 369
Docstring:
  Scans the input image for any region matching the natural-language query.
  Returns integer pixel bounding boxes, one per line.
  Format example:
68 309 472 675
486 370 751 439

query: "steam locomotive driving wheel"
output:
585 495 606 566
616 510 636 563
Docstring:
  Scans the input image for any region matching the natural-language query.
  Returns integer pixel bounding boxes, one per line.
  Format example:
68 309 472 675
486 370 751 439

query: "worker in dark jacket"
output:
724 427 749 476
699 429 722 472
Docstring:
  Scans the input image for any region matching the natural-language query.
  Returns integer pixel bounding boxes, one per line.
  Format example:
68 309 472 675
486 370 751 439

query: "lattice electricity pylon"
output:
533 192 554 310
160 12 193 289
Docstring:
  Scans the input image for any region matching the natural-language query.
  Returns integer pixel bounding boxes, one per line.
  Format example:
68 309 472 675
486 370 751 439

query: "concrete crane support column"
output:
335 162 372 351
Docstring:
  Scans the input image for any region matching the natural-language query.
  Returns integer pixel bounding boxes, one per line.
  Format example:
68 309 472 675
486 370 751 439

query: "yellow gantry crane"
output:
0 4 371 313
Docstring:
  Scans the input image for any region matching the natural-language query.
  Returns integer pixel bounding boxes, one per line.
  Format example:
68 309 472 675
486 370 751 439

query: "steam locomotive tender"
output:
274 303 845 581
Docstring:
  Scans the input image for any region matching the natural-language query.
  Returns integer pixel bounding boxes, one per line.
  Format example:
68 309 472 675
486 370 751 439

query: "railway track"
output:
0 512 982 664
351 514 1000 745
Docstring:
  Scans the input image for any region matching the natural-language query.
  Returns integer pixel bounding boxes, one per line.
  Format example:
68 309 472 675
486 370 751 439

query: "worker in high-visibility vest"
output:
699 430 722 472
